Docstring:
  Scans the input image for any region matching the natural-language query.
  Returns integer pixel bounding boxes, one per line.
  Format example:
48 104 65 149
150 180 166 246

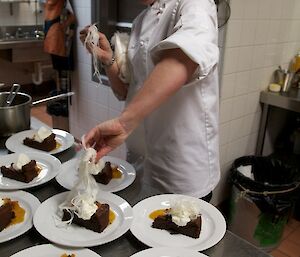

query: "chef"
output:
81 0 220 201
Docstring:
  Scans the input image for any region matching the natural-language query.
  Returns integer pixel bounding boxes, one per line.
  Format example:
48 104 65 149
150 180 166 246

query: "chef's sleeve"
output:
150 1 219 79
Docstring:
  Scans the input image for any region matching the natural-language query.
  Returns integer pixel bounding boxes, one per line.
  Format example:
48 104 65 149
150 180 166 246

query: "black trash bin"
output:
47 90 69 131
228 155 300 251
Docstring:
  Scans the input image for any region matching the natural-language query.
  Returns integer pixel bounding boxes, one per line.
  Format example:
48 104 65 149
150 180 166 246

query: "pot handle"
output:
31 92 75 106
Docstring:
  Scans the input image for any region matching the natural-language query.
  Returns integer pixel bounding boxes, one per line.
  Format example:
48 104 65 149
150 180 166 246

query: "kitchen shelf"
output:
256 88 300 155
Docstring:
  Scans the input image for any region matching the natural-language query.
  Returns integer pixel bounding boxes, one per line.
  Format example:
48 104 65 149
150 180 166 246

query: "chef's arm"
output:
84 48 198 158
103 62 128 100
119 48 198 133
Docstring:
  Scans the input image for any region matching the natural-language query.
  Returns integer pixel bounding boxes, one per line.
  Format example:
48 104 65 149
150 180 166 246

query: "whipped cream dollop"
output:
33 127 52 143
57 148 100 222
0 197 4 207
168 198 201 227
12 153 31 170
80 148 105 175
70 193 98 220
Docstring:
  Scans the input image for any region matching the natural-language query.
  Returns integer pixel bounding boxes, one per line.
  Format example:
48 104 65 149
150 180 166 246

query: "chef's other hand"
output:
79 25 113 66
83 118 129 161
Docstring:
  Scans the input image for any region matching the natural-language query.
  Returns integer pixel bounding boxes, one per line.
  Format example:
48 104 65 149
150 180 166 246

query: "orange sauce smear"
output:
112 166 122 179
60 254 75 257
55 141 62 150
109 210 116 224
36 165 42 174
9 201 25 226
149 209 167 220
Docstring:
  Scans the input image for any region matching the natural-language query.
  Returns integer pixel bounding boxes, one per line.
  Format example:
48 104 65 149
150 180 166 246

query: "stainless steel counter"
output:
256 88 300 155
0 119 271 257
0 39 43 50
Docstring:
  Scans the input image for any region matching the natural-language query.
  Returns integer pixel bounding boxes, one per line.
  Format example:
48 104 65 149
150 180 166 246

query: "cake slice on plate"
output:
57 148 112 233
0 198 15 231
23 127 57 152
151 198 202 238
0 153 40 183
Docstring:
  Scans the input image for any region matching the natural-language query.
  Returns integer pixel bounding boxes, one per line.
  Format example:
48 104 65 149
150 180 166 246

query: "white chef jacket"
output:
126 0 220 198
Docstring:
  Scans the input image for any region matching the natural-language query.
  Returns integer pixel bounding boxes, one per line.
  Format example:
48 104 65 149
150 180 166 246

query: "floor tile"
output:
286 219 300 230
277 239 300 257
287 227 300 246
271 249 290 257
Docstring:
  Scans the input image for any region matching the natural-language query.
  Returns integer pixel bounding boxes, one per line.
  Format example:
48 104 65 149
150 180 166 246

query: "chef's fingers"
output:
84 127 99 148
95 146 112 161
81 134 87 150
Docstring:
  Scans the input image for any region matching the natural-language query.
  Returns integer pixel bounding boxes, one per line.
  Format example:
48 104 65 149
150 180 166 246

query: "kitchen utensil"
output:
0 91 74 137
3 83 20 107
282 72 294 92
273 66 286 86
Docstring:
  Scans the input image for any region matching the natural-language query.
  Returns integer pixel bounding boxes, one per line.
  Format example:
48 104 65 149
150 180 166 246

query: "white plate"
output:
130 247 208 257
5 129 75 155
10 244 101 257
131 194 226 251
33 191 133 247
56 156 136 192
0 152 61 190
0 190 40 243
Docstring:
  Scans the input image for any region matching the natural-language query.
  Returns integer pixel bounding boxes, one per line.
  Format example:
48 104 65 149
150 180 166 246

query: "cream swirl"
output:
168 198 201 227
12 153 31 170
33 127 52 143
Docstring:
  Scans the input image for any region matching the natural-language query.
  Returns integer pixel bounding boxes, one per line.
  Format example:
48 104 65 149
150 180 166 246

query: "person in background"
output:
80 0 220 201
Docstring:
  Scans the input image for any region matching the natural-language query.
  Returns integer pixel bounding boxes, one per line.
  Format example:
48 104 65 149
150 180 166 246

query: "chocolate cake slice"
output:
0 200 15 231
62 202 109 233
23 133 56 152
152 214 201 238
93 162 113 185
1 160 39 183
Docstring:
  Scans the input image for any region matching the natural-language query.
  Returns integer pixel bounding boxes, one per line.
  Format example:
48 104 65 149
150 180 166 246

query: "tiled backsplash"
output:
0 2 43 26
214 0 300 204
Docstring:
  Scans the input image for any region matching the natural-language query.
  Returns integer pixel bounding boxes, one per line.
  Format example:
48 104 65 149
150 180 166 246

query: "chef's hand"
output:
79 25 113 66
83 117 133 161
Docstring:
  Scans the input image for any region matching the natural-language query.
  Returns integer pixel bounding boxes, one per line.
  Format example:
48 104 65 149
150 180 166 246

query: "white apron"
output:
127 0 220 198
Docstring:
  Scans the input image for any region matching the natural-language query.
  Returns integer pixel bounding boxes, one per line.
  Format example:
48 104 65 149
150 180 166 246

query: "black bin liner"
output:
231 156 300 217
46 90 69 117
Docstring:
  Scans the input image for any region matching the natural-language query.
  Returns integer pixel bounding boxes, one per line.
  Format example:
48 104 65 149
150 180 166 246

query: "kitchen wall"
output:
215 0 300 204
0 1 47 86
69 0 127 159
0 2 43 26
69 0 300 205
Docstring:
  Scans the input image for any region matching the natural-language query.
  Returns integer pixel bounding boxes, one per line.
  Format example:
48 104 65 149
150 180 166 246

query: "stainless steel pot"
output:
0 91 74 137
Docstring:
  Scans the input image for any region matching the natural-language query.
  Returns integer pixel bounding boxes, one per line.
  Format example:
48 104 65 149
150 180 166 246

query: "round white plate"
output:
33 191 133 247
10 244 101 257
131 194 226 251
5 129 75 155
56 156 136 192
0 152 61 190
0 190 40 243
130 247 208 257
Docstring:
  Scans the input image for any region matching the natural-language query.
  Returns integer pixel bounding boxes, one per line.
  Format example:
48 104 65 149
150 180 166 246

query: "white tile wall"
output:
214 0 300 204
0 2 43 26
69 0 126 159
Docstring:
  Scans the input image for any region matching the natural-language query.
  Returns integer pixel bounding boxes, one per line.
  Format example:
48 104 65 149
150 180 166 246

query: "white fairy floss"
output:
111 32 131 83
84 24 102 84
56 148 101 224
81 148 105 175
0 197 4 207
12 153 31 170
34 126 52 143
168 198 201 227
